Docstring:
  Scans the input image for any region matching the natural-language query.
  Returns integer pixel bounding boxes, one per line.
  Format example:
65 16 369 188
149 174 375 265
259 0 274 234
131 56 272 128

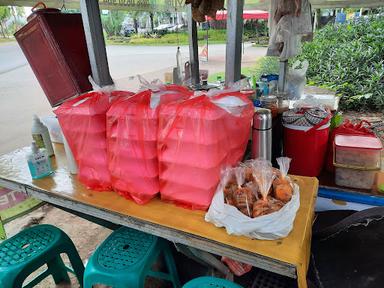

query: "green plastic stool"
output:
0 224 84 288
183 276 243 288
84 227 180 288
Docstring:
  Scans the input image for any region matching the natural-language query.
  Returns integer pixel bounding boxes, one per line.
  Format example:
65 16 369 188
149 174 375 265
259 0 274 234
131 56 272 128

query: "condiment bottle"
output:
27 141 54 179
260 95 278 118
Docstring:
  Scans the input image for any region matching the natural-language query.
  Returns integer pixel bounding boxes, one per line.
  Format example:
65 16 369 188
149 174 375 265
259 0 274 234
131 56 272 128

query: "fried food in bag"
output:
220 158 296 218
273 157 294 203
206 158 300 239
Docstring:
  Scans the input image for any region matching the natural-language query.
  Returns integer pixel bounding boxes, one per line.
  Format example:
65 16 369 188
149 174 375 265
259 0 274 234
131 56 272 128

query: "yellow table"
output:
0 144 318 288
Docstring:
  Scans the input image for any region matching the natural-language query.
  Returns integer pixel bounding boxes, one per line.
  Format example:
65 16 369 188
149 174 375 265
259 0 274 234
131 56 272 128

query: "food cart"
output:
0 1 383 288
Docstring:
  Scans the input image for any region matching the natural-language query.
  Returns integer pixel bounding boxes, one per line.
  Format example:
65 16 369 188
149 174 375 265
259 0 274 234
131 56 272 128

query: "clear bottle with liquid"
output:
32 114 54 156
27 142 54 179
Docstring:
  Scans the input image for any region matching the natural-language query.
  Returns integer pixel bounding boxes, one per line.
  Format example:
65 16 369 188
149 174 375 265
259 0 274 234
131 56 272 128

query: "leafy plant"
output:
0 7 11 38
101 11 127 37
296 16 384 111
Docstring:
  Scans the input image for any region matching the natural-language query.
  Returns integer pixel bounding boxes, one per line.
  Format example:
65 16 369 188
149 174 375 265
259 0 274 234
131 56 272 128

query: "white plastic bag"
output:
286 60 308 100
205 181 300 240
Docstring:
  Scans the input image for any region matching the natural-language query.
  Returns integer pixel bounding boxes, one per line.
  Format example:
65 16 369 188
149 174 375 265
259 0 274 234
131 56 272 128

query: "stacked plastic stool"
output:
0 224 84 288
183 276 243 288
84 226 180 288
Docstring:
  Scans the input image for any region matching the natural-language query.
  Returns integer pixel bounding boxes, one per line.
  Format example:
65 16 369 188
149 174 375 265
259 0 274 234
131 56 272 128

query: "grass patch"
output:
208 56 279 82
0 37 15 43
107 30 227 46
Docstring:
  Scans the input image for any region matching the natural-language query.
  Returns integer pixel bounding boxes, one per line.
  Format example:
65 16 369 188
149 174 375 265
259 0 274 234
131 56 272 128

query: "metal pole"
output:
187 4 200 86
80 0 113 87
278 60 288 93
206 28 209 62
225 0 244 86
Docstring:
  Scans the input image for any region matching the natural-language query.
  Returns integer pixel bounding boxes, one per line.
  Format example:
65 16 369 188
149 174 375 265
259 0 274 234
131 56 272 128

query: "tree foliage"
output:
296 16 384 111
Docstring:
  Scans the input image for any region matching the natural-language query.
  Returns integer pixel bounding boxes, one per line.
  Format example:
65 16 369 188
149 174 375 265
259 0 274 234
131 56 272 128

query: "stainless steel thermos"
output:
252 108 272 161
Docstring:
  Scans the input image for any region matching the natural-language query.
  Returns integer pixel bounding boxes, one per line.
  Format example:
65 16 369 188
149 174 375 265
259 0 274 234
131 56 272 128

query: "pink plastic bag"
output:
107 85 192 204
221 257 252 276
158 92 254 210
55 90 132 191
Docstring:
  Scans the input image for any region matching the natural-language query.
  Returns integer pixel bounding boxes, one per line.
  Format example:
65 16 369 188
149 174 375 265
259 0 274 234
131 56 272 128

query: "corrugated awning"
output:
0 0 382 12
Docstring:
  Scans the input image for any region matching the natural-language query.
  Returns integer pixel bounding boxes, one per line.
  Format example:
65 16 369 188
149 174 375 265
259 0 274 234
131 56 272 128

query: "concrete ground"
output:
0 41 267 287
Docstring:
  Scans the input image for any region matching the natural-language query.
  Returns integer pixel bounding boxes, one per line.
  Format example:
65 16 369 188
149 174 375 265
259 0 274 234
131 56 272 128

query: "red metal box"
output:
15 10 92 107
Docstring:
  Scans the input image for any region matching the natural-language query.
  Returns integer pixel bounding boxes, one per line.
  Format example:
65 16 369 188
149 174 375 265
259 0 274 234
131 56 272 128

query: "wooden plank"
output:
0 144 318 282
23 184 296 277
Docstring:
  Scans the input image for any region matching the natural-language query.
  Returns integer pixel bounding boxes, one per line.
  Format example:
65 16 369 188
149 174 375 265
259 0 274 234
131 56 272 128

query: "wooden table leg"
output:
297 264 308 288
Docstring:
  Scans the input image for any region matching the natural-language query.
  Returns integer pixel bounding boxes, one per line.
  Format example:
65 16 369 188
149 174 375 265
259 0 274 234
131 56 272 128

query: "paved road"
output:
0 41 266 154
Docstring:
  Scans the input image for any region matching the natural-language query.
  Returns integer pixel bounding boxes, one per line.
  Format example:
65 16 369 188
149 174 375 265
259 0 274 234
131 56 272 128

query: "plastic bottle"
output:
27 142 54 179
63 134 78 174
32 114 54 156
176 46 183 82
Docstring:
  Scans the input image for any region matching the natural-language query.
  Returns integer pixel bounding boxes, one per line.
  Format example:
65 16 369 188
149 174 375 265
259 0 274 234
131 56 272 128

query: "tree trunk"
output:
314 9 321 30
0 22 7 38
149 12 154 32
11 6 18 31
134 18 138 33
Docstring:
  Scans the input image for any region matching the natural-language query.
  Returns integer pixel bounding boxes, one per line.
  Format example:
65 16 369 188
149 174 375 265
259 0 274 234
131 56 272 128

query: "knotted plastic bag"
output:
206 159 300 240
55 90 131 190
107 85 192 204
158 92 253 210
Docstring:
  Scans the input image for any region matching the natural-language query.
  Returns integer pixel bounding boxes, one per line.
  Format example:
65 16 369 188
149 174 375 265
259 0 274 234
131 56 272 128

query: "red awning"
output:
209 10 269 21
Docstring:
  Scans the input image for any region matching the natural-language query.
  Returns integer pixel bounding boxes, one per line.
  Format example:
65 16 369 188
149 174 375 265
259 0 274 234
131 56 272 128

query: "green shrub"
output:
296 16 384 111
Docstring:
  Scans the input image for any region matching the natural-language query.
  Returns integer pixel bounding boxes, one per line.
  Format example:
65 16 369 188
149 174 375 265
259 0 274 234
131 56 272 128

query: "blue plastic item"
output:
84 227 180 288
336 12 347 23
0 224 84 288
183 276 243 288
319 187 384 207
266 74 279 82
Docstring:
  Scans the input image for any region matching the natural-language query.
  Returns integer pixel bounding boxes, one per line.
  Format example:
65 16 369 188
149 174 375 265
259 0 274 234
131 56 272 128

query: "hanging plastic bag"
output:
158 92 253 210
55 90 132 190
267 0 312 61
285 60 308 100
107 85 192 204
205 159 300 240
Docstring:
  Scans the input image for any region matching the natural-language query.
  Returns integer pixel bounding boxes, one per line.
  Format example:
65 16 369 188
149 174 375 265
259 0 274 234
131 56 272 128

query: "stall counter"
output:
0 144 319 288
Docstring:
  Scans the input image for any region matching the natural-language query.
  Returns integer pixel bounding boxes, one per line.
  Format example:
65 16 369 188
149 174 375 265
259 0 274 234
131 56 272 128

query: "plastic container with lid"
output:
335 168 377 190
334 135 382 169
334 134 382 189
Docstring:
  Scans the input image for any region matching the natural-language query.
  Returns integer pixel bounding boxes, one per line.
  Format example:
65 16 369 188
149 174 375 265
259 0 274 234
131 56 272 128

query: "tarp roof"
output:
0 0 383 12
209 10 269 21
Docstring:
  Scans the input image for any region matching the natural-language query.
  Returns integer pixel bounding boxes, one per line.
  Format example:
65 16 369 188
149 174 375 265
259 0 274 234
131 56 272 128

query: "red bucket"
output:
284 121 330 177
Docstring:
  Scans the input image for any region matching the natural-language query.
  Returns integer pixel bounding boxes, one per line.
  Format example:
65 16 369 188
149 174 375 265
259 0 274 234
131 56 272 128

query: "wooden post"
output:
225 0 244 86
80 0 113 87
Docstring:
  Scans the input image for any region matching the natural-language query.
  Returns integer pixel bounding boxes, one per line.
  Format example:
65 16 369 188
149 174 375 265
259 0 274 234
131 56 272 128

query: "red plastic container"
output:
106 86 192 204
284 123 330 177
158 93 254 210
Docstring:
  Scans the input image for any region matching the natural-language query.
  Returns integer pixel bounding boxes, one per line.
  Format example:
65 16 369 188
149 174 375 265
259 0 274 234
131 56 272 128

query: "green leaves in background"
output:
296 16 384 111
